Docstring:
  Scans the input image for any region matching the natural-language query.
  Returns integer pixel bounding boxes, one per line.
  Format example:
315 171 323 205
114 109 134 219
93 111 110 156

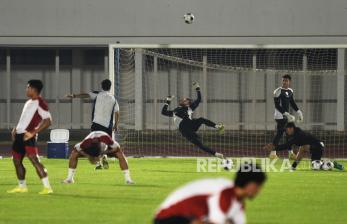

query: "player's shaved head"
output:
179 98 192 107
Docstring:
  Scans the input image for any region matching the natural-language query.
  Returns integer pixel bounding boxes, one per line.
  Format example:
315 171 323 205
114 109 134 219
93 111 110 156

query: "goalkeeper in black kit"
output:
161 82 225 159
269 74 303 160
264 122 344 171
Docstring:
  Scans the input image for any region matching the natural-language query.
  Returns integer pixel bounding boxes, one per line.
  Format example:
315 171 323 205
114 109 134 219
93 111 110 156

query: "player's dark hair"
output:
285 122 296 129
235 163 266 188
282 74 292 80
28 79 43 94
84 142 101 157
101 79 112 91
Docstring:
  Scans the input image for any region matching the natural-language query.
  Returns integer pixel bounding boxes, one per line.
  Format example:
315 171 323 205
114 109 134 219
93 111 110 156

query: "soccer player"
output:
264 122 344 171
7 80 53 194
269 74 303 159
154 163 266 224
62 131 134 184
161 82 225 159
66 79 119 169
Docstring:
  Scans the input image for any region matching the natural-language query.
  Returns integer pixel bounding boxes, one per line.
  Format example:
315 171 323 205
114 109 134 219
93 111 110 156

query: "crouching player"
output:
154 163 266 224
62 131 134 184
264 122 344 171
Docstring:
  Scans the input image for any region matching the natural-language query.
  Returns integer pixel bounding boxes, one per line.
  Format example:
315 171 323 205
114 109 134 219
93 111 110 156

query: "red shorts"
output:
12 134 38 159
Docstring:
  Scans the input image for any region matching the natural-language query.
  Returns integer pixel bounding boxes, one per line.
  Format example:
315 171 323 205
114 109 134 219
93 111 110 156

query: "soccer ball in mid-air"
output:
183 13 195 24
221 159 233 171
321 160 334 170
311 160 323 170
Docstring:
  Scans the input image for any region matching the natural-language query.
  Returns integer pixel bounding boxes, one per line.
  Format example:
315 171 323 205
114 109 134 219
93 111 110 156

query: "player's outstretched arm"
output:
65 93 90 99
161 96 174 117
190 82 202 110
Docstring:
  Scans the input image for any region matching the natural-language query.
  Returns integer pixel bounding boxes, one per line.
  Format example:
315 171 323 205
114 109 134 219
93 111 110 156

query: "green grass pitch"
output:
0 158 347 224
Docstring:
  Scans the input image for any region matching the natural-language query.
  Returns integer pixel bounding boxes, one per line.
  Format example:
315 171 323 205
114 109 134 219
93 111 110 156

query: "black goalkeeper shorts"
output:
310 144 324 161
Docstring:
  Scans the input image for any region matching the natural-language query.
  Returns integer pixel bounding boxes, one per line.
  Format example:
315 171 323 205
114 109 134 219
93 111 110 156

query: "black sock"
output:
292 160 299 169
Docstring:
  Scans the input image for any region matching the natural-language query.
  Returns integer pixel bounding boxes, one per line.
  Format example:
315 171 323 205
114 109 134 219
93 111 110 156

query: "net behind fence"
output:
113 48 347 158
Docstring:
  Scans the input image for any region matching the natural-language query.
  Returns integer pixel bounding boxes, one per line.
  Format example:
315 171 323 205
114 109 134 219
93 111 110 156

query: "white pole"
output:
337 49 345 131
252 54 257 129
202 55 208 121
154 56 158 130
135 49 143 130
55 49 60 127
302 54 307 129
108 45 115 96
6 49 10 129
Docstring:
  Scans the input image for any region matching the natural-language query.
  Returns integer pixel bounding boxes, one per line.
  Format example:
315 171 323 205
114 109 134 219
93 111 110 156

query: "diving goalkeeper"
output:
161 82 225 159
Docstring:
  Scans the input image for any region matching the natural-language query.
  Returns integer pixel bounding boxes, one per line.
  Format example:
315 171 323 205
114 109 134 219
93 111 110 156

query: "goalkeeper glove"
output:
165 95 175 104
192 82 200 90
296 110 304 123
283 112 295 123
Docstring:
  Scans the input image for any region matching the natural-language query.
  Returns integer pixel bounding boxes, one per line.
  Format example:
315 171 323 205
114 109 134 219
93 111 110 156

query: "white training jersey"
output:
89 91 119 128
155 178 246 224
16 97 52 134
74 131 120 152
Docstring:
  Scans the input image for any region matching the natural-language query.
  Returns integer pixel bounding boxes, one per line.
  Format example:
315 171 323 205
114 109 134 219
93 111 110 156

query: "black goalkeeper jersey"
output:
276 127 323 151
161 89 201 121
273 87 299 119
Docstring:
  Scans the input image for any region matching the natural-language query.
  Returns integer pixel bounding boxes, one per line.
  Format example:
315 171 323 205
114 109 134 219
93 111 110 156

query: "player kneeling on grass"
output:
264 122 344 171
62 131 134 184
154 163 266 224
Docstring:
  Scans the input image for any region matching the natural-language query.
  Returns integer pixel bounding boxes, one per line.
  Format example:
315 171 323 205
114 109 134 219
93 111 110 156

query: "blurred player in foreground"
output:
62 131 134 184
264 122 344 171
7 80 53 195
154 163 266 224
161 82 225 159
269 74 303 160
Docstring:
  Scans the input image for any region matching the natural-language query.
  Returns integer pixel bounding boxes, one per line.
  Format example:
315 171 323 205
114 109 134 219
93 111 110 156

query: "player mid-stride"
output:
161 82 225 159
7 80 53 195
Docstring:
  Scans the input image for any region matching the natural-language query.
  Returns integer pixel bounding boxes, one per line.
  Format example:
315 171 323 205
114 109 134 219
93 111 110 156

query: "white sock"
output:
41 177 51 189
123 170 132 182
67 168 75 180
270 151 277 156
18 179 27 188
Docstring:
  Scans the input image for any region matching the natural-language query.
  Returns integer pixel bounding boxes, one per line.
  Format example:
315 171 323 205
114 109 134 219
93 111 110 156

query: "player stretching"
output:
62 131 134 184
66 79 120 170
154 163 266 224
269 74 303 159
264 122 344 171
161 82 225 159
8 80 53 194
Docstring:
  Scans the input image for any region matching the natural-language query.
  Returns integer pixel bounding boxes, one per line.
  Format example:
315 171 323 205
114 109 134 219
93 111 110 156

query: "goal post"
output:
108 44 347 158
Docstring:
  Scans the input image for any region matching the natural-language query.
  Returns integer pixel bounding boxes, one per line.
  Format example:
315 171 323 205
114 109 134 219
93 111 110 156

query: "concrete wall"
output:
1 0 347 45
0 48 108 129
